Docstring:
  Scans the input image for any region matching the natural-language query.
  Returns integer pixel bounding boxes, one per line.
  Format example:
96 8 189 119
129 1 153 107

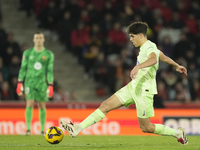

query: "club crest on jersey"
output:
42 56 46 60
34 62 42 70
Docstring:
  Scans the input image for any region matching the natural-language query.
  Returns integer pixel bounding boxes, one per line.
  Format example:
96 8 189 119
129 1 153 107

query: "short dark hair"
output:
34 31 43 35
126 21 148 36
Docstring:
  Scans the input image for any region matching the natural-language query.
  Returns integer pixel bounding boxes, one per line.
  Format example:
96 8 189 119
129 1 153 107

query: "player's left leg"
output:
37 101 46 134
36 87 49 135
61 83 135 137
61 94 124 137
80 94 123 129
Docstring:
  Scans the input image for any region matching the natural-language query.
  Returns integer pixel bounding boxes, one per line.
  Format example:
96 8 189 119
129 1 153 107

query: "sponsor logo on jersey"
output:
34 62 42 70
42 56 46 60
147 47 153 50
30 56 34 59
143 110 145 116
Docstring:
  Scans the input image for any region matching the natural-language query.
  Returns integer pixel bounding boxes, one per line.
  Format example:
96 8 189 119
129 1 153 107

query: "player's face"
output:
33 33 45 46
129 33 142 47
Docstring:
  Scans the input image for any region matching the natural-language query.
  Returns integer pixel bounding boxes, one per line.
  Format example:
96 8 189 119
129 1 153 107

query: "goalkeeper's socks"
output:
79 108 105 130
154 124 177 137
39 108 46 133
26 106 33 131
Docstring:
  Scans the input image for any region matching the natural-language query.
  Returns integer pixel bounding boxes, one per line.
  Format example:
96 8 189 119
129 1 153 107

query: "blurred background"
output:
0 0 200 109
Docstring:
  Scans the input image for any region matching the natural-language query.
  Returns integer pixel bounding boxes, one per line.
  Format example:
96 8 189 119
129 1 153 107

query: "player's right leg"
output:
176 127 188 145
138 118 188 145
25 99 34 135
153 123 188 145
60 94 124 137
135 91 188 145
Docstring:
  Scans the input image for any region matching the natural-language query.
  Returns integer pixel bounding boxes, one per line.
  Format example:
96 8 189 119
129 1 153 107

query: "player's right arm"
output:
159 51 187 75
16 50 29 95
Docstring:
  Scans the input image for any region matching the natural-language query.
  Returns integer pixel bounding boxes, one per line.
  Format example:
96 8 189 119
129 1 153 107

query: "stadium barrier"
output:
0 108 200 135
1 101 200 109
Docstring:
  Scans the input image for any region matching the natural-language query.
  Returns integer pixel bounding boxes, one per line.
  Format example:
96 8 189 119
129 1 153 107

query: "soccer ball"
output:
45 126 64 144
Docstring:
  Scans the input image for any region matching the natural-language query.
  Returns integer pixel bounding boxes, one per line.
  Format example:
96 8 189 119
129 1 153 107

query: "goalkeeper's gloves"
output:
47 84 54 98
16 81 23 95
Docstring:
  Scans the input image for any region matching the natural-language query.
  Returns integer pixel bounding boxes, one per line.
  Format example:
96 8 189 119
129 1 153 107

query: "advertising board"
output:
0 109 199 135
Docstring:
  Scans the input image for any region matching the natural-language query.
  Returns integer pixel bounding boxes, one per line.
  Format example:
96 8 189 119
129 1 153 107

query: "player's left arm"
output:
159 51 187 75
130 52 157 79
47 52 54 97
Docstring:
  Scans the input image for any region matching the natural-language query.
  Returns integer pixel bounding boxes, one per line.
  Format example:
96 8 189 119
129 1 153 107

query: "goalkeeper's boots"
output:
26 130 31 136
41 131 45 136
177 127 188 145
60 119 82 138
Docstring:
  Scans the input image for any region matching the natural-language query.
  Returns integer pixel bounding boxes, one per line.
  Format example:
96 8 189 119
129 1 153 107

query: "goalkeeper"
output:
16 32 54 135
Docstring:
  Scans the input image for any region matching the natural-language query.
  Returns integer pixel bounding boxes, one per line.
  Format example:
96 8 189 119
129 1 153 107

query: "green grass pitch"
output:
0 135 199 150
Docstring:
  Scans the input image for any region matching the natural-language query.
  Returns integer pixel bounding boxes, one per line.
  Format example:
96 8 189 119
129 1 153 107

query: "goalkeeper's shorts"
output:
24 86 48 102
